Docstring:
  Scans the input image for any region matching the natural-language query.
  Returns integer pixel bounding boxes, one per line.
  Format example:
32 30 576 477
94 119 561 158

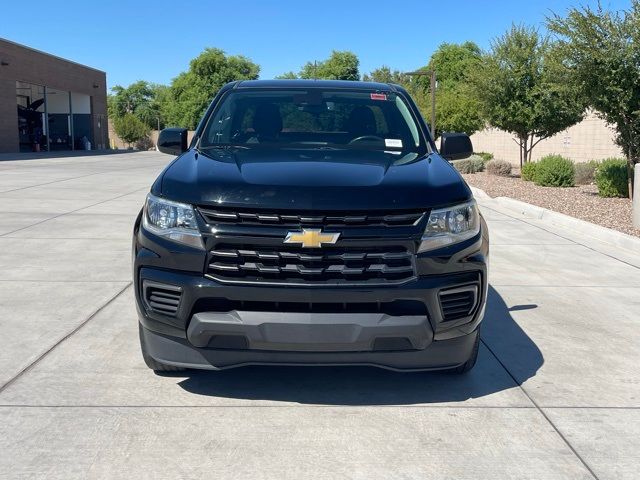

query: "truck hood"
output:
158 148 472 210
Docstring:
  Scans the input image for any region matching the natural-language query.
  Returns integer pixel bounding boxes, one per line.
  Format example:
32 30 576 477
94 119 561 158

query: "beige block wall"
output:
470 111 624 164
108 119 195 149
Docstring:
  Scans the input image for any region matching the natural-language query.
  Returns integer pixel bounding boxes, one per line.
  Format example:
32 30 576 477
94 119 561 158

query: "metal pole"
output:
633 163 640 229
44 86 50 152
430 70 436 136
69 91 74 151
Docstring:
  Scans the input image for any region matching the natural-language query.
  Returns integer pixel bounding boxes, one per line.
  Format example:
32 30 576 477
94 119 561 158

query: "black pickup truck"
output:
133 79 488 373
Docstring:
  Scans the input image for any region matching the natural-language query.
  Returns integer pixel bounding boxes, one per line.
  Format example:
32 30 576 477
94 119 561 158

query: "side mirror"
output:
157 128 188 156
440 133 473 161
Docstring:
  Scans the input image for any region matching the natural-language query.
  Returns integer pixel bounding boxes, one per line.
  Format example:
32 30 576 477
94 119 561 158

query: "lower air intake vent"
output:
143 281 182 316
439 285 479 322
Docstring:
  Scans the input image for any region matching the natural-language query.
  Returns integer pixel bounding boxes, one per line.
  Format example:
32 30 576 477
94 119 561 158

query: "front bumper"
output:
133 213 488 371
140 322 479 371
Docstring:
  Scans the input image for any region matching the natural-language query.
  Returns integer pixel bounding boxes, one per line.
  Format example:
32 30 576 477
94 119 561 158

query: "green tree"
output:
151 84 171 129
362 66 428 124
548 2 640 192
430 42 481 82
275 71 299 79
288 50 359 80
428 42 484 136
113 113 150 148
362 65 434 133
108 81 151 117
107 81 164 130
476 25 585 166
163 48 259 129
362 66 411 85
434 86 484 136
364 43 484 137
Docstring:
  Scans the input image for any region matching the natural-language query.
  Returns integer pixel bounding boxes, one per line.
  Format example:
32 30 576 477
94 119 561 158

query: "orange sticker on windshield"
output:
370 93 387 101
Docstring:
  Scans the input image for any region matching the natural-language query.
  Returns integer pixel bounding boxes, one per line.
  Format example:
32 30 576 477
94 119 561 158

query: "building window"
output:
46 88 72 151
16 82 95 152
16 81 46 152
71 92 92 150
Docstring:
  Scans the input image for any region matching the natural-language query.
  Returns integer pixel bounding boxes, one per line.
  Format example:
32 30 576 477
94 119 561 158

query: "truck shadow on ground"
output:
176 286 543 405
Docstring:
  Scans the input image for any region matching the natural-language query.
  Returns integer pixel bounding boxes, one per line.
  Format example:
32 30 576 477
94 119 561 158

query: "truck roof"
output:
236 79 398 91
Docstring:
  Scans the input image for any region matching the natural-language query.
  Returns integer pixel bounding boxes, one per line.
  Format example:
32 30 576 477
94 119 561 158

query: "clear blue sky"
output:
1 0 631 90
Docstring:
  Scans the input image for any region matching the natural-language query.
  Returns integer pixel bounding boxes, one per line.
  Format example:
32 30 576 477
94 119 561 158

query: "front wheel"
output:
139 324 186 372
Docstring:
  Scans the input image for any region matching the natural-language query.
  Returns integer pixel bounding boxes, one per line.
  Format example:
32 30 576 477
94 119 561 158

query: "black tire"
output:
447 329 480 374
139 324 186 372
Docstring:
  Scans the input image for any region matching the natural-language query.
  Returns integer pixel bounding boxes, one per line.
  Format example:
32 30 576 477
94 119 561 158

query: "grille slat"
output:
149 295 180 306
209 263 240 271
207 245 416 285
209 249 413 263
441 299 473 309
199 207 425 228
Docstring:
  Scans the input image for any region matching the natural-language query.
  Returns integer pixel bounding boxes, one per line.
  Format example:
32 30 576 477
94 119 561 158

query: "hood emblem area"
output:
284 229 340 248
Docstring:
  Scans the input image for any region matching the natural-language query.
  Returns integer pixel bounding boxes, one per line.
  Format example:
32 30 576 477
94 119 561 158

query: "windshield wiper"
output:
308 145 341 150
198 144 249 151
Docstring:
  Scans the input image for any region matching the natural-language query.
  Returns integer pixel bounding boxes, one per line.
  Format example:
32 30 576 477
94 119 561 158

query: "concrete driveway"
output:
0 151 638 479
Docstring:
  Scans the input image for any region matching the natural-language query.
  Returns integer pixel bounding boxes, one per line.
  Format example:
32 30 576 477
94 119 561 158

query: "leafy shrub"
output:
452 155 486 174
113 113 150 147
135 136 154 151
595 158 629 197
533 154 575 187
521 162 537 181
574 160 600 185
486 159 512 176
475 152 494 163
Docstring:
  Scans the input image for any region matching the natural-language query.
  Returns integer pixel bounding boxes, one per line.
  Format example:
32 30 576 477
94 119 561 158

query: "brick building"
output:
0 38 108 153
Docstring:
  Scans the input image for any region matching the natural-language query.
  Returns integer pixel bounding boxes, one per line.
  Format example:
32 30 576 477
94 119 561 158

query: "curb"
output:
470 187 640 255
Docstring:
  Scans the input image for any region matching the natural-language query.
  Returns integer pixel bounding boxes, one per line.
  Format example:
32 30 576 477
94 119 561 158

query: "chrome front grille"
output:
198 207 425 228
206 244 416 285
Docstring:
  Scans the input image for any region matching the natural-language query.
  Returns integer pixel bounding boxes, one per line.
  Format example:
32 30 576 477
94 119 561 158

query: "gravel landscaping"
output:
463 170 640 238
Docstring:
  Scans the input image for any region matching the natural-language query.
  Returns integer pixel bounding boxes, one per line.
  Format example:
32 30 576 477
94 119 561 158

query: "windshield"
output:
199 88 427 154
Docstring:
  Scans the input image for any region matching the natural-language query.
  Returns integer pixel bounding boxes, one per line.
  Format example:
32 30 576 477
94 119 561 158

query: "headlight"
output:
418 200 480 252
142 193 203 249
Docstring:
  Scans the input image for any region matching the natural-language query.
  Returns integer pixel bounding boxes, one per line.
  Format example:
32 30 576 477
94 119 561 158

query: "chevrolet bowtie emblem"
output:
284 229 340 248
